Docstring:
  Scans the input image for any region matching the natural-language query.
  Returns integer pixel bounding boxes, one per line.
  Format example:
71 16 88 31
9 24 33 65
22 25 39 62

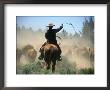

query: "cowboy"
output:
38 23 63 61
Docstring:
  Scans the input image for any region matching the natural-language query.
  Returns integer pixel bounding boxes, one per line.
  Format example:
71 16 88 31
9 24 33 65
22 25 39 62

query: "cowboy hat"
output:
46 23 55 27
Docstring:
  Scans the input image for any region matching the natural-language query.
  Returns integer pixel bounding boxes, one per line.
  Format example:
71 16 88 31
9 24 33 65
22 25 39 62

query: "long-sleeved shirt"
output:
45 26 63 43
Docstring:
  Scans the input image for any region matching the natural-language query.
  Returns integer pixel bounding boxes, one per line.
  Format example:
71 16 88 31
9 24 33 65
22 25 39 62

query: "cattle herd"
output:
16 43 94 73
16 45 37 66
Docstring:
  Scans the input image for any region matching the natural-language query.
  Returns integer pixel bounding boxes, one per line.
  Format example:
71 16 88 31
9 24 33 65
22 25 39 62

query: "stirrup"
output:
57 57 62 61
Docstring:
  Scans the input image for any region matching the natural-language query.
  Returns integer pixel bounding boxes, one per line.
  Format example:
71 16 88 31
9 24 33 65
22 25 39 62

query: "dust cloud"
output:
17 29 94 71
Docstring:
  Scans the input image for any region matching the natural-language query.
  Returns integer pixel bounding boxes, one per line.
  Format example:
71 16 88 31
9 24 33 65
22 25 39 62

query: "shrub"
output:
78 68 94 74
22 64 32 74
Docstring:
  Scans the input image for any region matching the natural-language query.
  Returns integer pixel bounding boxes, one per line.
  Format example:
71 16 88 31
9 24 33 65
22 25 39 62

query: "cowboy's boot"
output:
38 53 44 60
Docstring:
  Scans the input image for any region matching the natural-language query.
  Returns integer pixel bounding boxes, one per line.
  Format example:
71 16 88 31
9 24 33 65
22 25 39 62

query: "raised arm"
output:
54 24 63 33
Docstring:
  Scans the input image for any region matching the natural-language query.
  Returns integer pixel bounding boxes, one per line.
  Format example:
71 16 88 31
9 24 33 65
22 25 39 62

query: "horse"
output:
41 44 59 73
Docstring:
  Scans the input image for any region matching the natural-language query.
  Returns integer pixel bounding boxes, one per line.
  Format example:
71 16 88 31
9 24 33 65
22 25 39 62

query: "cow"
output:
22 45 37 63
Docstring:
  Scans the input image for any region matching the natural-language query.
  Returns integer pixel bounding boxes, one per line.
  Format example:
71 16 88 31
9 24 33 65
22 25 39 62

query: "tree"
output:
62 29 68 38
16 24 21 30
69 33 73 39
89 17 94 32
22 25 25 30
29 27 33 31
82 17 94 43
74 32 80 38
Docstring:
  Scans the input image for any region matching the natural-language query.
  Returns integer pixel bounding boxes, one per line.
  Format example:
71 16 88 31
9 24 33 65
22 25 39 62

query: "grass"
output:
16 56 94 74
78 68 94 74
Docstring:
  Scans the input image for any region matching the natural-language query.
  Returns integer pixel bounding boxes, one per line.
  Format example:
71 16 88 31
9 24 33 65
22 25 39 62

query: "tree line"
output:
17 16 94 43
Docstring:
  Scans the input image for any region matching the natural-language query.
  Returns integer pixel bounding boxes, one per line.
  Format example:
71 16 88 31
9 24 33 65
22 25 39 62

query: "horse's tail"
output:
43 44 58 64
48 46 58 63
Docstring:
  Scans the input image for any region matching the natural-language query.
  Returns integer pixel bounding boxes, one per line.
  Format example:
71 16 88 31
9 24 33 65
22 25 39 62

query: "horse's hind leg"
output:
52 61 56 73
46 61 50 70
47 65 50 70
52 65 55 73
